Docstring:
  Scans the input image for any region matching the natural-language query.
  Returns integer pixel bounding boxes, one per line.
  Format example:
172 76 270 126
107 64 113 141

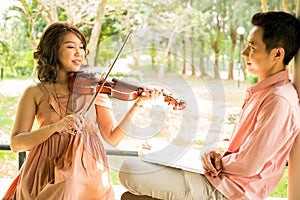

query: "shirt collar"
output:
245 70 289 101
245 70 289 98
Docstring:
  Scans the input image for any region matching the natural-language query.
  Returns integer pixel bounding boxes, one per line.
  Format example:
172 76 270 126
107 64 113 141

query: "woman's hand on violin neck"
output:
136 89 164 105
56 114 84 135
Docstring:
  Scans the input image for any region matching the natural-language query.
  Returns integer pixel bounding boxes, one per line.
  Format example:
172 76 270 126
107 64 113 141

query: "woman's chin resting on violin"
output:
2 22 163 200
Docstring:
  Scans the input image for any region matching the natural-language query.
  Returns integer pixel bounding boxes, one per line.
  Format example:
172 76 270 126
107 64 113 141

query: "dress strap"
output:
37 82 50 98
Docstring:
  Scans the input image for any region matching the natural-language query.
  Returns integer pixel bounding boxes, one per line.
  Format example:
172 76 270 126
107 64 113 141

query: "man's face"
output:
242 26 279 81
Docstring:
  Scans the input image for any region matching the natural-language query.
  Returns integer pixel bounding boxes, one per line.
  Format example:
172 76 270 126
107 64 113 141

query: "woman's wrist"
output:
134 98 147 107
134 102 144 108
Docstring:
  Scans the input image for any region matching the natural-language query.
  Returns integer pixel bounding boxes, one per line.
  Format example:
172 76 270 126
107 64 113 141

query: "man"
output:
119 11 300 200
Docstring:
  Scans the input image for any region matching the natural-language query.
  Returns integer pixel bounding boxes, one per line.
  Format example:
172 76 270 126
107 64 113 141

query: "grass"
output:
0 95 19 137
269 168 288 197
0 78 288 198
110 169 120 185
0 95 19 178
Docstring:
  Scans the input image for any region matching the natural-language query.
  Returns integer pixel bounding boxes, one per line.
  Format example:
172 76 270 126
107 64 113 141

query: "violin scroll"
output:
164 95 186 110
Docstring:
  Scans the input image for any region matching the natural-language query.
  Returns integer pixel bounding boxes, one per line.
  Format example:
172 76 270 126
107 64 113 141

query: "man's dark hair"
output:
251 11 300 65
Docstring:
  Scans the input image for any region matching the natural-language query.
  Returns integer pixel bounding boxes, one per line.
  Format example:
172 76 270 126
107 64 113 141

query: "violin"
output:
69 30 185 117
67 70 186 110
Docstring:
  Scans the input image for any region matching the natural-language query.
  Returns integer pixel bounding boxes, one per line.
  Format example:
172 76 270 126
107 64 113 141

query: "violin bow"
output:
83 29 133 118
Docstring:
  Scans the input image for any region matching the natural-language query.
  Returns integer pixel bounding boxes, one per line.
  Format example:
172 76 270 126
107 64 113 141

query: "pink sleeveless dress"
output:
3 83 115 200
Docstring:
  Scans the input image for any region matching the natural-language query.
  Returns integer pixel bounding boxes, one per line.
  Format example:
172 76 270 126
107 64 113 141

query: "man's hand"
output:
201 150 222 175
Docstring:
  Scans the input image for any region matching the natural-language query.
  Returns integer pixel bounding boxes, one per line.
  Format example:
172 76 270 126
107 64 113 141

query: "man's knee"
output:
118 158 145 187
118 158 132 187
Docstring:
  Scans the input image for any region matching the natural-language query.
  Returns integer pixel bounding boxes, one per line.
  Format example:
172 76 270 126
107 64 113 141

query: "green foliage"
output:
98 43 116 67
2 49 34 78
0 151 16 161
1 0 298 80
110 169 120 185
0 151 18 178
248 75 259 85
226 113 239 125
195 140 204 146
57 7 68 21
14 51 34 76
0 96 19 135
101 17 123 39
0 40 9 57
269 167 288 197
110 72 126 77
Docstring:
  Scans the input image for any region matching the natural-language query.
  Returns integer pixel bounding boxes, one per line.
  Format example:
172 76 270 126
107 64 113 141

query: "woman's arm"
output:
96 89 162 146
10 86 53 152
10 85 82 152
95 100 142 146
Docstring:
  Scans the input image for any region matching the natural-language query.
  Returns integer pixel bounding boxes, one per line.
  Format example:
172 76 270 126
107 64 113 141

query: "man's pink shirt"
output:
205 70 300 200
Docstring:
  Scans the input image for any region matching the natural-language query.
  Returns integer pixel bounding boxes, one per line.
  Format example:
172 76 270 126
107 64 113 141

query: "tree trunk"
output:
240 34 247 81
150 41 156 68
86 0 107 67
20 0 35 49
261 0 268 11
282 0 291 12
228 27 237 80
212 40 220 79
191 47 195 76
33 0 58 23
182 39 186 75
228 44 235 80
199 57 207 77
214 56 220 79
191 28 196 76
167 50 171 70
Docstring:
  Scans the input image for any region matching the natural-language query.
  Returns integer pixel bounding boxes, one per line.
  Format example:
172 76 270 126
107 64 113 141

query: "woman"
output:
3 22 161 200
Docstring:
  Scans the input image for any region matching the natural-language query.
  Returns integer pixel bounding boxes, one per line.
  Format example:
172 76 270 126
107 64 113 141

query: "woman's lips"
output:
73 60 82 65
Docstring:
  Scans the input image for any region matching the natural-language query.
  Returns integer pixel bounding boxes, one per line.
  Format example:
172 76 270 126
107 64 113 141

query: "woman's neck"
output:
56 70 69 84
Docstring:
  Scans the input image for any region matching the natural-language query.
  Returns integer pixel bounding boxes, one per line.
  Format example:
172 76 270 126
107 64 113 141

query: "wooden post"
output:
293 0 300 95
295 52 300 95
288 3 300 200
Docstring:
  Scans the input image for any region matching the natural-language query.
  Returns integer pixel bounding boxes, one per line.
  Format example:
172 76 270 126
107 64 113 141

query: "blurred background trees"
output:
0 0 298 81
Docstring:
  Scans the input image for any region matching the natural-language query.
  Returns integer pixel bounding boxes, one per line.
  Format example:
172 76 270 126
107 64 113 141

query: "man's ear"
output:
273 47 285 62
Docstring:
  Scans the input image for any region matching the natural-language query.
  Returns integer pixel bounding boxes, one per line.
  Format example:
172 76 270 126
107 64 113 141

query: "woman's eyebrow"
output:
63 41 76 44
62 40 83 45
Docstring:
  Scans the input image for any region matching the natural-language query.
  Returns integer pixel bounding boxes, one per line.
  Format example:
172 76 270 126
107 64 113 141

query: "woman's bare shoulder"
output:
23 82 42 94
21 82 45 103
